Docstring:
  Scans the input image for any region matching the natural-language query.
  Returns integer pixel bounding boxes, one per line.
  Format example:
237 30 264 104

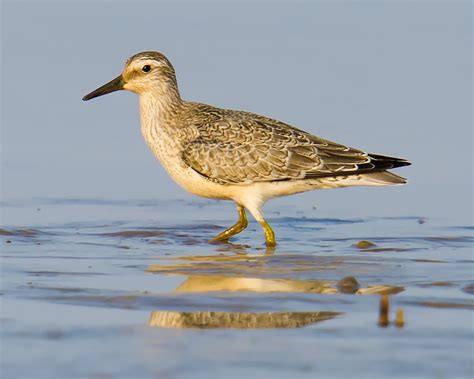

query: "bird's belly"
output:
146 142 233 200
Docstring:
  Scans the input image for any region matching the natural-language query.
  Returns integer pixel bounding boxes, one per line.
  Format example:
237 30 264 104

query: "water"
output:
1 199 473 378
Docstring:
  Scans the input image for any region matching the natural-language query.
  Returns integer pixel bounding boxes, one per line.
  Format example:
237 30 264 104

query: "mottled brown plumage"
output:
179 103 409 184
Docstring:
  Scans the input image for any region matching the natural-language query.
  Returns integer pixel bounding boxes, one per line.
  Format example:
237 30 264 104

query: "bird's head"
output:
82 51 179 101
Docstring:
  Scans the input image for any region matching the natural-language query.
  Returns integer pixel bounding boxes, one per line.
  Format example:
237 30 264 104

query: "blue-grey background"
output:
1 0 472 223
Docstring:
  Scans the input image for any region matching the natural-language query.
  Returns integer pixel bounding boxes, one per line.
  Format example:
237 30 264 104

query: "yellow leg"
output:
209 205 248 243
260 219 276 247
246 206 277 247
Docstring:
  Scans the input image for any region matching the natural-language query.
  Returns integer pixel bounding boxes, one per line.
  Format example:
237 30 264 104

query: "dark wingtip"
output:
399 160 412 168
369 154 412 169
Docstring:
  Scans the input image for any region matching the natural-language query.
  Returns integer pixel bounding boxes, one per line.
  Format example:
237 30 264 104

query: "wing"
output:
182 109 409 185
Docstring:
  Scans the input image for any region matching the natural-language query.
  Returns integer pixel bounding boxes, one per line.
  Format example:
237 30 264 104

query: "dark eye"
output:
142 65 151 73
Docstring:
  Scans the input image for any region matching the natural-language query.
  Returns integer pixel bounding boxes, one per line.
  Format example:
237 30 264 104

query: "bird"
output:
83 51 411 247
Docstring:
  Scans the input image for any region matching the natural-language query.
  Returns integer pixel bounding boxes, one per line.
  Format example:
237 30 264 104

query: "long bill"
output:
82 75 124 101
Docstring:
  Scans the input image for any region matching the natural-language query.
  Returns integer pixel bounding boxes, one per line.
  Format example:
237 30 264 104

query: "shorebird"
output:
83 51 410 247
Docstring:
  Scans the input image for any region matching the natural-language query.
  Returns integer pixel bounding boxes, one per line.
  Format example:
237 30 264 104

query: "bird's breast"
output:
138 101 238 200
140 117 184 172
139 114 221 198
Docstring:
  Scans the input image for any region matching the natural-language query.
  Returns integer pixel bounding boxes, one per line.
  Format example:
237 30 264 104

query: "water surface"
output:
1 199 473 378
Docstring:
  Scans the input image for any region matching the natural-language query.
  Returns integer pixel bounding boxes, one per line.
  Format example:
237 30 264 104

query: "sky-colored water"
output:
1 199 473 378
1 1 472 223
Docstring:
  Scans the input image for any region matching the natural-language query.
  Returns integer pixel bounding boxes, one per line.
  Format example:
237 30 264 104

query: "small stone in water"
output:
337 276 360 294
353 240 376 249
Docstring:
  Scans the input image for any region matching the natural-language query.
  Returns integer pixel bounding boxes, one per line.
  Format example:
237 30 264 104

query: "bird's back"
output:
178 102 410 186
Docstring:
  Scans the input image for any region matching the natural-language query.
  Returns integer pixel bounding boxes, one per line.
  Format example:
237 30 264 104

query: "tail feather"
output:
311 171 407 189
360 171 407 185
303 153 410 189
313 171 407 189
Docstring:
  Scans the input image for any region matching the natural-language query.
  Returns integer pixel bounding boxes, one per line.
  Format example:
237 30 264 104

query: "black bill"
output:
82 75 125 101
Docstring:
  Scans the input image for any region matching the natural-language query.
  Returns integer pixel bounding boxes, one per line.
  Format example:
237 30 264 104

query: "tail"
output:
313 154 411 188
361 153 411 185
314 170 407 189
353 154 410 185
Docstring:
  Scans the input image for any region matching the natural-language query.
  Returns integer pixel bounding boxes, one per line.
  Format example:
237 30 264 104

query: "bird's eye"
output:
142 65 151 73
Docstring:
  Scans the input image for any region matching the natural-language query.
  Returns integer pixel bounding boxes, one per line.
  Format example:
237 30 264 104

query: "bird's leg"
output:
247 206 277 247
259 219 276 247
209 204 248 243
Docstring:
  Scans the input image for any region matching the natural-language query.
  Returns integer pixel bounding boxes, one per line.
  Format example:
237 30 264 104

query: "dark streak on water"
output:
1 199 473 379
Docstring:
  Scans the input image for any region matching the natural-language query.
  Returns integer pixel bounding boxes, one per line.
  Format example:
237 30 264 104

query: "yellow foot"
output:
209 205 248 244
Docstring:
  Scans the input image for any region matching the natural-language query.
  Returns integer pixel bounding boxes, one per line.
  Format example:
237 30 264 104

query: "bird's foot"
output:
209 205 248 244
208 223 247 244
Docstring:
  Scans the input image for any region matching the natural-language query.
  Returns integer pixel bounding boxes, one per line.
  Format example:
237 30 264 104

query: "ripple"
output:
403 300 474 310
99 229 166 238
0 228 45 237
274 217 364 225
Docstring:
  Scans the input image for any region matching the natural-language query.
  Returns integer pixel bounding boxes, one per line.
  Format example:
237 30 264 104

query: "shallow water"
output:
1 199 473 378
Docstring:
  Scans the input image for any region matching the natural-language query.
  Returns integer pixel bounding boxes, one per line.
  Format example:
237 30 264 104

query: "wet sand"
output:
1 199 473 378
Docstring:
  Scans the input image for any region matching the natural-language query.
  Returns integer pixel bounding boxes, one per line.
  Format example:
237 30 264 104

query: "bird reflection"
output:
146 254 404 296
148 310 341 329
175 275 336 293
172 274 403 295
146 256 404 329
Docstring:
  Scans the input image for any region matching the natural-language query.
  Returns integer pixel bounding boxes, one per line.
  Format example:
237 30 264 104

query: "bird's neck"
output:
138 91 186 155
139 86 182 117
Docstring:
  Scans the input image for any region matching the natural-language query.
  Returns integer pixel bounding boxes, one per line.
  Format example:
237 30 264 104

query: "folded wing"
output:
182 109 410 185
